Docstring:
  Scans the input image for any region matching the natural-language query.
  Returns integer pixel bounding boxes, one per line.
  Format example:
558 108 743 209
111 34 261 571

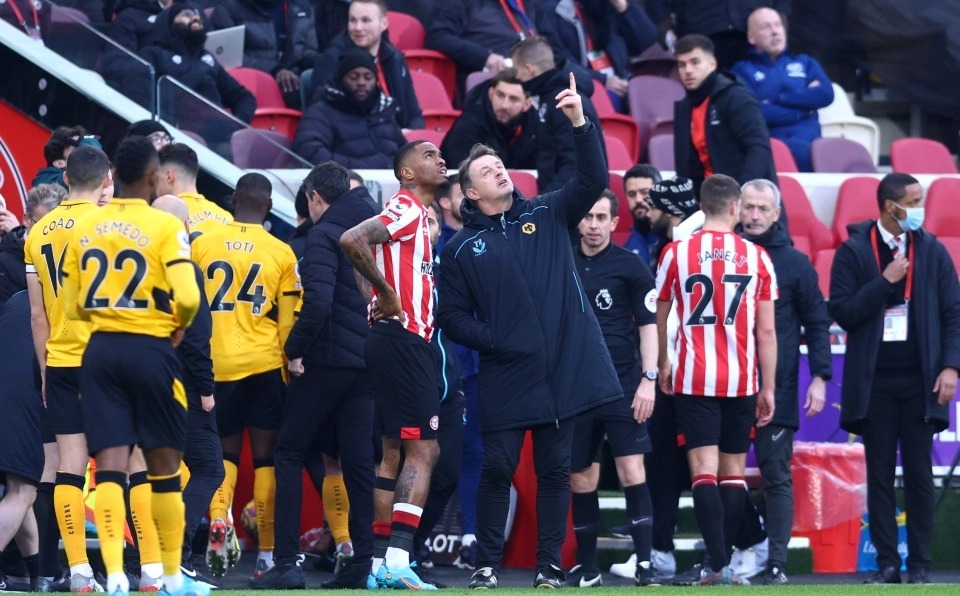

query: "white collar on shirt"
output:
876 219 907 250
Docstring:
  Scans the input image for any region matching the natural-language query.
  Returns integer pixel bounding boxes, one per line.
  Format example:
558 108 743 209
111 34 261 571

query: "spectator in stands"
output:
736 178 830 585
308 0 423 129
511 36 604 193
293 48 407 168
440 68 537 171
620 163 661 264
426 0 594 87
672 35 777 198
131 4 256 126
210 0 319 109
126 120 174 151
731 8 833 172
539 0 657 112
830 173 960 585
0 0 50 41
103 0 176 102
646 0 790 69
31 126 102 189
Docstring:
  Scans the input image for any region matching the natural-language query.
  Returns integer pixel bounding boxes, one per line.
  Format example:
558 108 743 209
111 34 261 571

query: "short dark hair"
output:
302 162 350 204
294 186 309 219
428 200 442 222
623 163 662 187
490 67 525 93
43 125 86 166
877 173 920 211
114 136 158 186
699 174 741 216
675 34 715 57
65 145 111 191
347 169 365 187
158 143 200 179
598 189 617 218
233 172 272 214
510 36 554 71
393 140 429 182
458 143 499 192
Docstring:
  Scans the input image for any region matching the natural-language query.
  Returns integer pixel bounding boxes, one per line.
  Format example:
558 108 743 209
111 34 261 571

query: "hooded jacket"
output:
440 78 538 170
103 0 168 91
284 186 379 369
740 221 831 430
309 31 423 129
523 59 605 193
829 220 960 435
0 227 26 308
209 0 319 76
437 121 622 433
674 70 777 195
292 83 407 168
133 3 257 122
287 218 313 260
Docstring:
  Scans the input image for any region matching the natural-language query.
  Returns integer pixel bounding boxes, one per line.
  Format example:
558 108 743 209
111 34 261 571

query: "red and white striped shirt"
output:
373 190 435 342
656 230 777 397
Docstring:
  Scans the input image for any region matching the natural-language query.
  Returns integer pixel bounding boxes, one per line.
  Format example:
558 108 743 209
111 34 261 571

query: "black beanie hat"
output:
126 120 170 138
648 176 698 218
337 47 377 80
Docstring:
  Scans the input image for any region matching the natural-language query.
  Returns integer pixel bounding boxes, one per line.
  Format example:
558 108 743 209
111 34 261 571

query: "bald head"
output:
747 7 787 59
152 194 190 224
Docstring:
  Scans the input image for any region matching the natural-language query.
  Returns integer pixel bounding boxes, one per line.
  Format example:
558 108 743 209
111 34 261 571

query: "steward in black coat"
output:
740 221 831 429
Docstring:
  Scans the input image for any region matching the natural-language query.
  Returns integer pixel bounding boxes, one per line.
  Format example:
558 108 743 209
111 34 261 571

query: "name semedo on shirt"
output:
84 221 153 248
697 248 748 267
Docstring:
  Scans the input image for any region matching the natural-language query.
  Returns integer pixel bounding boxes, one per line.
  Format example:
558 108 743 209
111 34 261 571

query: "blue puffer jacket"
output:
437 120 622 433
284 186 379 369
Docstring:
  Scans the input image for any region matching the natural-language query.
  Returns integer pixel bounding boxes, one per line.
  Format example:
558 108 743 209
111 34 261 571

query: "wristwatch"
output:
642 370 657 382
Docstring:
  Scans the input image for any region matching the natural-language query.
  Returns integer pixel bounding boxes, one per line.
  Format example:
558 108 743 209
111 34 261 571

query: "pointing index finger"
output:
569 71 576 93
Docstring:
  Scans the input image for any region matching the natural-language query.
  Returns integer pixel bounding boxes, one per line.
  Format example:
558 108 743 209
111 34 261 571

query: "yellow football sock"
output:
209 459 238 522
93 472 128 576
148 472 185 578
54 473 89 568
323 474 352 545
129 472 162 566
253 464 276 552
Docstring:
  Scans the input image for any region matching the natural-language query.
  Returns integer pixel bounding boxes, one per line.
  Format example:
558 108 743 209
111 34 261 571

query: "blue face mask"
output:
893 203 924 232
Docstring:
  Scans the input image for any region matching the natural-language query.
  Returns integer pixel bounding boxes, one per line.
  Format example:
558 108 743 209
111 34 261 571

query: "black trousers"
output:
861 368 935 571
273 365 375 562
753 424 794 566
414 393 466 546
182 405 225 560
645 389 689 552
476 419 574 571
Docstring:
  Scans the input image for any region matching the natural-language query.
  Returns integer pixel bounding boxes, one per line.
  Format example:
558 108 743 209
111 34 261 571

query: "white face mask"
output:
893 202 925 232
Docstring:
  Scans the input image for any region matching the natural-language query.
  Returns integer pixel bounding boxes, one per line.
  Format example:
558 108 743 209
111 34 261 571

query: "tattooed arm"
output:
341 217 404 321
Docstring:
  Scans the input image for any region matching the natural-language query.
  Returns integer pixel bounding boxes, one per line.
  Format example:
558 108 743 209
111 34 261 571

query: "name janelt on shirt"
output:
697 248 748 267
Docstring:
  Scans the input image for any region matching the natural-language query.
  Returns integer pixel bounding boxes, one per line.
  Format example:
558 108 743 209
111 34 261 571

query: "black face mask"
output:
173 21 206 48
633 214 651 236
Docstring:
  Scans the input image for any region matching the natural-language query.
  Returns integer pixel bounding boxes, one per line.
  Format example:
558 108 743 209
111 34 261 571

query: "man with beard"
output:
210 0 319 109
131 5 256 130
440 68 538 170
621 164 662 266
293 48 408 169
511 36 604 193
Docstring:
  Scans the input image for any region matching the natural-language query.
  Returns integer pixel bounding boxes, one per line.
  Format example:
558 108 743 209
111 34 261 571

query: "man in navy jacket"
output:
732 8 834 171
829 173 960 585
437 73 622 589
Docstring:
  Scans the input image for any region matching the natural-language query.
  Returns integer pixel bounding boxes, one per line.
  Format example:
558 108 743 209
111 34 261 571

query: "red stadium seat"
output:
600 115 640 164
939 237 960 274
627 76 683 158
770 138 799 173
404 50 457 102
924 177 960 238
609 172 633 247
249 109 302 141
604 135 634 171
508 170 538 197
890 138 958 174
591 87 616 116
228 68 303 140
231 129 294 169
647 133 674 171
778 175 833 262
832 176 880 245
387 11 425 51
410 70 453 110
811 137 877 173
421 110 461 133
813 249 835 299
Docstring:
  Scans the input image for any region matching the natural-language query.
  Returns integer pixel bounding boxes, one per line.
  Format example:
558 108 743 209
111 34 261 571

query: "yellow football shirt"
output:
181 192 233 235
24 200 97 367
61 198 200 338
192 221 300 381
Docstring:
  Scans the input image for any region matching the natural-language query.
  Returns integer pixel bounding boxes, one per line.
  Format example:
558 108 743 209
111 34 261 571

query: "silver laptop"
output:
204 25 245 69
